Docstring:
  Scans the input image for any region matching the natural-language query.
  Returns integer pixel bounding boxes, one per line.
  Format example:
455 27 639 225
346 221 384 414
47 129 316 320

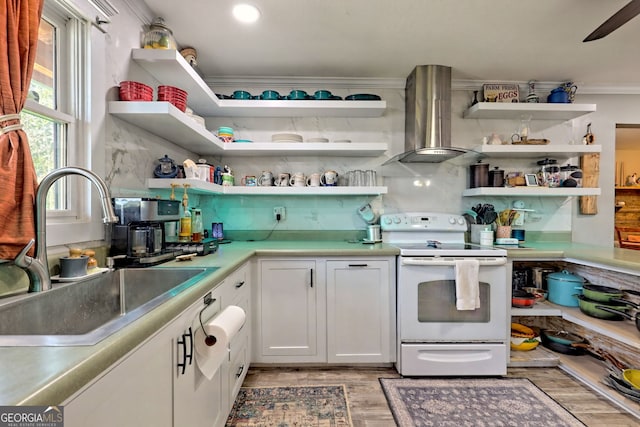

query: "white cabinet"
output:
64 326 174 427
172 291 226 427
253 257 396 364
218 263 251 414
326 260 395 363
65 262 252 427
253 259 325 363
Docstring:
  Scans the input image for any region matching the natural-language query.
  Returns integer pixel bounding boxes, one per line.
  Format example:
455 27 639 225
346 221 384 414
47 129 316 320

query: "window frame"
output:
22 0 95 246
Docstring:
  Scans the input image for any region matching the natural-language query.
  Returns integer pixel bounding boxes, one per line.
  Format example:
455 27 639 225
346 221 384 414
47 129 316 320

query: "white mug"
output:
289 172 306 187
307 173 321 187
275 173 290 187
258 171 273 186
320 170 338 186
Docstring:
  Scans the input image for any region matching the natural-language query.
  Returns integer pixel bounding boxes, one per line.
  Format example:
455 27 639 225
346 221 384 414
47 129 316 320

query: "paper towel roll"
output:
194 305 246 380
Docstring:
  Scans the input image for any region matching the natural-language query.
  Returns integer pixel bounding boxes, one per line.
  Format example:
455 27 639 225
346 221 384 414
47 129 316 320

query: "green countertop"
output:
501 241 640 273
1 239 638 406
0 241 398 406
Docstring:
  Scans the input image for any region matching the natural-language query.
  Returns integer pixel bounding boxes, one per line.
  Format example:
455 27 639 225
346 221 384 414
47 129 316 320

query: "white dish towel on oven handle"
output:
455 259 480 310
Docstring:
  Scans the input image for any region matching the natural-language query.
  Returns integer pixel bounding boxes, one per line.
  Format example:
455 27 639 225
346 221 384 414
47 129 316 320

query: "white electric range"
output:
382 212 509 376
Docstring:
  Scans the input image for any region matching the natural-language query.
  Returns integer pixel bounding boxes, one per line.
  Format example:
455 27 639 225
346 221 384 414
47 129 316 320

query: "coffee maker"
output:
110 197 181 267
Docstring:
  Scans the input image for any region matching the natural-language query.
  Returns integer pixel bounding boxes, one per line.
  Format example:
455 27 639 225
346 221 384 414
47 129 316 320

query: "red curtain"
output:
0 0 43 259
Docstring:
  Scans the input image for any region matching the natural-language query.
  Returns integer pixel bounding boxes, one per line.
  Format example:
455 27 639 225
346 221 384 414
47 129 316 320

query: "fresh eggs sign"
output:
482 84 519 102
0 406 63 427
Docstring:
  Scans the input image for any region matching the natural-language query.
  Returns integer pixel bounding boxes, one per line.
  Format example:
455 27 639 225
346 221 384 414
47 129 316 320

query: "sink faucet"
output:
14 167 119 292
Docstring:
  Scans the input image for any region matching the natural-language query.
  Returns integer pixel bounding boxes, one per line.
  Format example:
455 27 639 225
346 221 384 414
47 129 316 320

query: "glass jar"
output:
560 164 583 187
142 17 177 50
191 208 203 242
536 158 560 188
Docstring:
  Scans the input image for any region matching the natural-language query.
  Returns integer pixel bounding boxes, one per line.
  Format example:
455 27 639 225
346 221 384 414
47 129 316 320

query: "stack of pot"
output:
469 160 504 188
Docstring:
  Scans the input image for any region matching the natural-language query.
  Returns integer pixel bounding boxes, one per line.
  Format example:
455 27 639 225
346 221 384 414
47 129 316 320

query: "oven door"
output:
398 256 508 342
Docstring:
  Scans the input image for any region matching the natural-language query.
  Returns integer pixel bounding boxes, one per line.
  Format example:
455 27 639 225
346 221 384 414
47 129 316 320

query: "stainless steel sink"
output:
0 267 218 346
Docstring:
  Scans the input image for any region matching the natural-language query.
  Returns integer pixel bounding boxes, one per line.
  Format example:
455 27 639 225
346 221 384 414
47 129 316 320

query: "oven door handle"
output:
402 257 507 267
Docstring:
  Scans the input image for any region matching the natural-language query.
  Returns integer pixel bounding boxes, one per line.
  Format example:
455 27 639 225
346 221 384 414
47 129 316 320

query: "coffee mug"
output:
290 172 306 187
258 171 274 186
307 173 321 187
275 173 290 187
221 173 234 186
241 175 256 186
320 170 338 186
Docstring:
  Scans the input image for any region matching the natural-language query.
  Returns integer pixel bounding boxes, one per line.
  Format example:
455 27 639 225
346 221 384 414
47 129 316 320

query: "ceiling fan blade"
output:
584 0 640 42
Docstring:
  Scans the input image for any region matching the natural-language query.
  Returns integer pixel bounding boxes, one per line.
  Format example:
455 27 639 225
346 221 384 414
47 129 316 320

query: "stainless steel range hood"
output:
388 65 468 163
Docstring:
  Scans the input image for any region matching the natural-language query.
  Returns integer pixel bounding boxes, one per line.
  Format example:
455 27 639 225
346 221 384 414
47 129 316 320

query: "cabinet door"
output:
326 259 395 363
173 294 226 427
64 328 173 427
255 259 325 362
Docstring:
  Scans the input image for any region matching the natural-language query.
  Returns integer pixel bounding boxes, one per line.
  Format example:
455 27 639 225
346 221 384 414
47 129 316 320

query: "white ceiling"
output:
142 0 640 87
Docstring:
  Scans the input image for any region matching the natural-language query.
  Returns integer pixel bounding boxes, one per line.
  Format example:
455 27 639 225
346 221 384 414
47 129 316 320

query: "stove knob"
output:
393 216 401 224
448 216 456 225
457 217 466 225
383 217 392 225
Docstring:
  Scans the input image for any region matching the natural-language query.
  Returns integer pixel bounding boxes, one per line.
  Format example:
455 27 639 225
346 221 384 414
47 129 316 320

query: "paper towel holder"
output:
199 298 218 347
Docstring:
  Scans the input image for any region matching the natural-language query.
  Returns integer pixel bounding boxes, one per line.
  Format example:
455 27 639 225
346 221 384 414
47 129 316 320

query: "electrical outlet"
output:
273 207 286 221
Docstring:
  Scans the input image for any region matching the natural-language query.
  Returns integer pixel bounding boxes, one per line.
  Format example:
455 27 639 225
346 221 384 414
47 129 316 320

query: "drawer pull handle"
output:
235 280 246 289
236 364 245 378
348 264 368 267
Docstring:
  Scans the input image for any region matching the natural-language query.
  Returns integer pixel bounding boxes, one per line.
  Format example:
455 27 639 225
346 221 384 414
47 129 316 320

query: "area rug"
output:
380 378 585 427
225 385 353 426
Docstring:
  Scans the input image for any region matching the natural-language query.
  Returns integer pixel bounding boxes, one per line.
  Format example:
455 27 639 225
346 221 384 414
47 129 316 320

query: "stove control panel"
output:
380 212 467 232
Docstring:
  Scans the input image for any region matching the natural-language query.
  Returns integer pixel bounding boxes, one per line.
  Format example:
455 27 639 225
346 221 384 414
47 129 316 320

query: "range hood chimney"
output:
391 65 467 163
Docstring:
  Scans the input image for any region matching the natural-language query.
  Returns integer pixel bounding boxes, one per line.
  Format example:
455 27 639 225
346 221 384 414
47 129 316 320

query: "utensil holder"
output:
496 226 512 239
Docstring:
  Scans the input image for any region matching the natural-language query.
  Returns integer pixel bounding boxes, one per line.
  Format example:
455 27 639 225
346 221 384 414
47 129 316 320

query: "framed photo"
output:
525 174 539 186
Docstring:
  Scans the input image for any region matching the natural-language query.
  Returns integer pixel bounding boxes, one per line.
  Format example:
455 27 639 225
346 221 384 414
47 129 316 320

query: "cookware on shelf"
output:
596 305 640 332
623 369 640 390
577 295 631 320
581 283 640 302
522 287 547 301
546 270 584 307
541 329 585 346
512 289 537 308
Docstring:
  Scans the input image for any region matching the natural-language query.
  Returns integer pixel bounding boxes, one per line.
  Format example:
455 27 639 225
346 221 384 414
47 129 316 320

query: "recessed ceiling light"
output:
233 4 260 23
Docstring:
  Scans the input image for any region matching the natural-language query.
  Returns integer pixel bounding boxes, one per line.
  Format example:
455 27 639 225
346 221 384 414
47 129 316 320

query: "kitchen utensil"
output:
623 369 640 390
581 283 640 303
596 305 640 332
510 336 540 351
540 333 586 356
154 155 178 178
260 90 280 100
606 374 640 400
531 267 555 289
578 295 630 320
546 270 585 307
483 210 498 225
523 287 548 301
512 289 537 308
541 329 585 346
547 87 569 103
288 89 308 100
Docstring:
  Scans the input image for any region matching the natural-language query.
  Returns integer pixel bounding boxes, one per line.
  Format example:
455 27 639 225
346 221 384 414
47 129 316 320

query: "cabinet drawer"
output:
228 333 249 402
221 263 250 307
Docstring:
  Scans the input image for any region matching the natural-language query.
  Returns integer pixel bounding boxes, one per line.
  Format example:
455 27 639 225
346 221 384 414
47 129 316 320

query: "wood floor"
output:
240 366 639 426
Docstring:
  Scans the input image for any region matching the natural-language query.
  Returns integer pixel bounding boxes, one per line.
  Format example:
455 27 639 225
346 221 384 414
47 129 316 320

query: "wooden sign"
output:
579 124 598 215
482 84 519 103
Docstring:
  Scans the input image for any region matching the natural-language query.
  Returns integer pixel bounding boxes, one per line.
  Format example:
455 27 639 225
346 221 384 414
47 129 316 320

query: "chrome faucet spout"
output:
14 167 118 292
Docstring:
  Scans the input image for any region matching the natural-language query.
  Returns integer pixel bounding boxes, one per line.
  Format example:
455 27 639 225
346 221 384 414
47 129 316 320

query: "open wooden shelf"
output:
463 102 596 120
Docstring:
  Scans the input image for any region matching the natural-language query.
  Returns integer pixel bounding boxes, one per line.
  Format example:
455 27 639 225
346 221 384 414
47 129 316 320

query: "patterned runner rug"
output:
380 377 585 426
226 385 353 426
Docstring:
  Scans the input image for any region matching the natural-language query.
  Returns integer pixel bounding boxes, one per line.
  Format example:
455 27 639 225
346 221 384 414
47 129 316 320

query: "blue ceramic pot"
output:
546 270 584 307
547 88 569 103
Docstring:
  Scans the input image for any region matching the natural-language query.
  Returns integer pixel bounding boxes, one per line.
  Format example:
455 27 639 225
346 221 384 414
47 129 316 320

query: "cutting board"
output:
579 124 599 215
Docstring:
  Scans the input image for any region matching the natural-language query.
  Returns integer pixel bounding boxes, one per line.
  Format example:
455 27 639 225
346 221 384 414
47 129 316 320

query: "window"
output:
21 1 87 215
